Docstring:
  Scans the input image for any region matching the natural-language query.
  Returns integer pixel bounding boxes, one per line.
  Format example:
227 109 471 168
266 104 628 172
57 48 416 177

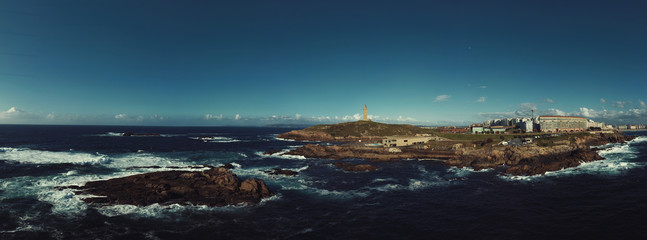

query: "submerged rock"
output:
76 166 271 206
333 162 379 172
262 168 299 176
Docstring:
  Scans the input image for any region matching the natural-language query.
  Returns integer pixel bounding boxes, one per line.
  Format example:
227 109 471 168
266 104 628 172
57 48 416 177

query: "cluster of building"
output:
472 116 610 134
617 124 647 130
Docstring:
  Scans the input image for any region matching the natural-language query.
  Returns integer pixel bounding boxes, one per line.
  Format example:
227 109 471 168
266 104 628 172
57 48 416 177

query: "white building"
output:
382 136 432 147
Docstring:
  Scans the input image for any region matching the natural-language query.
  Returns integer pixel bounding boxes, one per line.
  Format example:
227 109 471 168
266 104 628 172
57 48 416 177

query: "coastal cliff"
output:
282 132 634 176
447 133 634 175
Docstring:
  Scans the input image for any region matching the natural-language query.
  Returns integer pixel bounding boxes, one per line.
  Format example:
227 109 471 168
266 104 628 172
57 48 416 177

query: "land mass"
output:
68 166 272 206
278 120 428 141
277 121 635 176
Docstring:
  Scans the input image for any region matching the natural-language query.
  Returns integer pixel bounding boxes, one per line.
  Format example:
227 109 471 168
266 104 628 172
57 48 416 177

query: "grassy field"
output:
304 121 428 137
433 132 516 141
534 132 589 147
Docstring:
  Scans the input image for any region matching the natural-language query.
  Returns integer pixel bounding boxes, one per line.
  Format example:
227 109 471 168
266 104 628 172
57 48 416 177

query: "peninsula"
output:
277 120 634 176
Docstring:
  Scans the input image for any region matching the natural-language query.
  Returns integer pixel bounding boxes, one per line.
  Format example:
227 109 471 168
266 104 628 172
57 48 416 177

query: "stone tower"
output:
362 104 369 121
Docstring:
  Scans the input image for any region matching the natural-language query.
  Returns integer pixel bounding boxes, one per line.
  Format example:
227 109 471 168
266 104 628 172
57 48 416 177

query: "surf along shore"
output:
275 121 635 176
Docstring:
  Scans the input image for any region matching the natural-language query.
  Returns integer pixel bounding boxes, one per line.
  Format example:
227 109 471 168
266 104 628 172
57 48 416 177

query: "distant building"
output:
470 124 485 134
519 120 534 133
617 125 628 130
489 126 507 134
587 120 606 129
382 136 431 147
538 116 587 133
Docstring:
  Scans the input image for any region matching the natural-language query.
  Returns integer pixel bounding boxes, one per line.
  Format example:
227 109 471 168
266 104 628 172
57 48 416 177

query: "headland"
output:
276 121 635 176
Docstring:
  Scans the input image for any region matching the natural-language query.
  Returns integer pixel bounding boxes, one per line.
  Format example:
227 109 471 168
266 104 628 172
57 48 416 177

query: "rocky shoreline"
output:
67 166 272 207
280 133 635 176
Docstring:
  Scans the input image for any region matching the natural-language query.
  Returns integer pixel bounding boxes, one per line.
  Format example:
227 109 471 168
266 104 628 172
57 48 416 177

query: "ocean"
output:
1 125 646 239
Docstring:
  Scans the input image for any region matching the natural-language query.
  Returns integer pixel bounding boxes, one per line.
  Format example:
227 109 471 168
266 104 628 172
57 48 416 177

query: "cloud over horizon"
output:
434 95 451 102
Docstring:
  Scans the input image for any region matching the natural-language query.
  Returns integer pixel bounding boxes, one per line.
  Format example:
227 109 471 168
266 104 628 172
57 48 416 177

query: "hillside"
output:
278 121 429 141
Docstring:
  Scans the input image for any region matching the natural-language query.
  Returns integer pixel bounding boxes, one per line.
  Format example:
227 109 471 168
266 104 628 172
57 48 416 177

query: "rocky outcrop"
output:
445 133 635 175
286 144 455 161
75 166 271 206
504 148 604 175
277 130 335 141
262 168 299 176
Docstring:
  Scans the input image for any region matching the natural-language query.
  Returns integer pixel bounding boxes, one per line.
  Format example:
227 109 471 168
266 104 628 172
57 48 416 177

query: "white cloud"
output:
478 86 487 89
0 107 36 121
204 114 223 120
545 98 554 103
640 100 646 109
115 114 127 119
600 98 607 104
579 107 596 118
6 107 23 114
434 95 450 102
396 115 418 122
476 97 487 103
612 101 630 109
545 108 566 116
571 106 647 124
295 114 302 120
518 103 537 112
235 114 241 120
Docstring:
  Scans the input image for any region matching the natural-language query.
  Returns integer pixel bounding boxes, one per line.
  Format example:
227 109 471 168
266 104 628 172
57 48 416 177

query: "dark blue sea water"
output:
1 125 646 239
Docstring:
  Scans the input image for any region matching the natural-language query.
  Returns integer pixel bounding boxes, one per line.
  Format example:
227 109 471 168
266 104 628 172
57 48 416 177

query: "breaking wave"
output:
0 147 110 165
190 136 240 143
255 148 306 160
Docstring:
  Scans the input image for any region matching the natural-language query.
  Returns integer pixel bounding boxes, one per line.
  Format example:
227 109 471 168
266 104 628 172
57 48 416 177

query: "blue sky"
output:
1 0 646 126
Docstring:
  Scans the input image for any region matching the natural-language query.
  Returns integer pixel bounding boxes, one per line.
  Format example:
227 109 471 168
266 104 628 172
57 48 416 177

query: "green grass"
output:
434 133 516 141
303 121 428 137
534 132 589 147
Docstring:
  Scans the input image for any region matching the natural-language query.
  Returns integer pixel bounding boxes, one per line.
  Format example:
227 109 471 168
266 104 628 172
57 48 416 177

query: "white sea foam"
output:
366 177 447 192
275 137 295 142
0 147 110 165
631 136 647 144
96 132 124 137
255 149 307 160
105 153 186 169
230 162 242 169
446 166 492 178
191 136 240 143
371 178 398 183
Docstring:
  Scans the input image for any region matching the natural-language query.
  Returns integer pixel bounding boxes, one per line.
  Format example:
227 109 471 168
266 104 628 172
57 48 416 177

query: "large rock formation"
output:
75 166 271 206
